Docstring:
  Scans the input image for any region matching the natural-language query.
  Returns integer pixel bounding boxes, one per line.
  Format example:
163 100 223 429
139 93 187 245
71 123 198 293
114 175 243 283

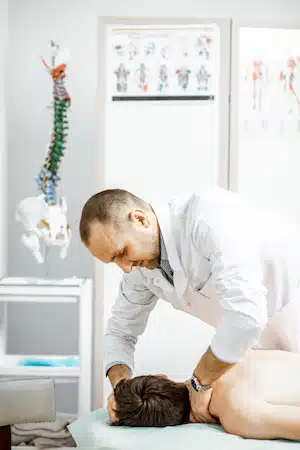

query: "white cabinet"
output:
0 277 93 416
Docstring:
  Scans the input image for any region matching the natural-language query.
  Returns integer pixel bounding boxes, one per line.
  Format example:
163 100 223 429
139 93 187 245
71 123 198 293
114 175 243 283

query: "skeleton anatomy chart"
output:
107 24 219 100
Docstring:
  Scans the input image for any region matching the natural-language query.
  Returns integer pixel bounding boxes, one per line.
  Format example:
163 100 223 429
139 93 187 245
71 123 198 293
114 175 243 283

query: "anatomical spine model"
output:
16 41 72 263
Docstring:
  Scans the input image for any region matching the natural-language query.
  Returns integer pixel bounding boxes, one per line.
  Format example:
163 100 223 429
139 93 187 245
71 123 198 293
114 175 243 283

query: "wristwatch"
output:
190 374 212 392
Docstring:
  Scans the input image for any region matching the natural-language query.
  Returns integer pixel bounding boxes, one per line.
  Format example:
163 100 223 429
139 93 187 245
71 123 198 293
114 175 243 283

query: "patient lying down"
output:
110 350 300 441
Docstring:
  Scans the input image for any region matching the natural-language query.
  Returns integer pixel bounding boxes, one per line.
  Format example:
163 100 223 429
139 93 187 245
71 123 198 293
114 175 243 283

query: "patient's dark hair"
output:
113 376 190 427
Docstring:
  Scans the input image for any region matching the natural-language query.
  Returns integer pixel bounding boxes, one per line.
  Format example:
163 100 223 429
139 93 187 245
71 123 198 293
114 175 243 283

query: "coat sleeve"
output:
192 216 268 363
104 270 158 375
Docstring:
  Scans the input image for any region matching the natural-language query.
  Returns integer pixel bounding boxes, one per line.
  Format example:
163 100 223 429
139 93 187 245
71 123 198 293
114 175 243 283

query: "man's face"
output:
87 208 160 273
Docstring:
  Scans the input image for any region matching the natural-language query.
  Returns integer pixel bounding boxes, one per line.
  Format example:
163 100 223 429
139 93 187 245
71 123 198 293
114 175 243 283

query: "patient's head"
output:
113 375 190 427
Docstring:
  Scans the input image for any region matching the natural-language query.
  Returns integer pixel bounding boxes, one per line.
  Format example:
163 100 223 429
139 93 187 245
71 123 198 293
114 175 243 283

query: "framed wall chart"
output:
107 24 219 101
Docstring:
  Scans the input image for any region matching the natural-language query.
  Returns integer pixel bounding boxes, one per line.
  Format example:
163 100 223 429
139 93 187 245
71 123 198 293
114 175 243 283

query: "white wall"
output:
7 0 300 275
7 0 300 411
0 0 7 278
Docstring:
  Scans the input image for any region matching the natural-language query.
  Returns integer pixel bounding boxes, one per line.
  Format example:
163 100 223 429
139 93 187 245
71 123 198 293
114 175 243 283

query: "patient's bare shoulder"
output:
209 363 243 418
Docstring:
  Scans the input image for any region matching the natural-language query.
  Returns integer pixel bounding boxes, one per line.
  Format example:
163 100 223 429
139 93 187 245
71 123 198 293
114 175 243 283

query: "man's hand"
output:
107 391 118 423
106 364 132 424
186 345 235 423
185 380 218 424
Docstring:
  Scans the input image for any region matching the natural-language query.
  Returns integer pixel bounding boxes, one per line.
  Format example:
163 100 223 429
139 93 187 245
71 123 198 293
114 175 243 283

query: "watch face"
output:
191 376 200 392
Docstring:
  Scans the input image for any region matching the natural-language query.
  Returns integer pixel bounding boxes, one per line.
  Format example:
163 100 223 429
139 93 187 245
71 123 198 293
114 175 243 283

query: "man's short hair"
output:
113 375 190 427
79 189 148 245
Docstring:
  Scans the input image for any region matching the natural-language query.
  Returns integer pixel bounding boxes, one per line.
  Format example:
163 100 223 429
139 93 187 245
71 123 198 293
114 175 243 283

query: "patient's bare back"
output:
244 350 300 406
211 350 300 417
210 350 300 441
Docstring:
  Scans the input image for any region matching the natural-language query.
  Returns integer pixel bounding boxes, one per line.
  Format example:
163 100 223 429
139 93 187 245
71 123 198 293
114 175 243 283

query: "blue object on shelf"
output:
17 356 80 367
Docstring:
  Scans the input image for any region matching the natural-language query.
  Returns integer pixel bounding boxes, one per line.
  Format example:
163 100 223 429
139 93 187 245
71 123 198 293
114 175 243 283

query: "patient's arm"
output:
218 400 300 441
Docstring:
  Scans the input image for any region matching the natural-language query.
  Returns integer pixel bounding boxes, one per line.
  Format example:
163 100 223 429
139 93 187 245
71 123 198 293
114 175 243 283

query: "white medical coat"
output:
104 187 300 373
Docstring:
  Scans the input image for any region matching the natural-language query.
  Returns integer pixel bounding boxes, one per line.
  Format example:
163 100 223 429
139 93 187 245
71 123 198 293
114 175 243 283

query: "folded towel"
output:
11 414 76 449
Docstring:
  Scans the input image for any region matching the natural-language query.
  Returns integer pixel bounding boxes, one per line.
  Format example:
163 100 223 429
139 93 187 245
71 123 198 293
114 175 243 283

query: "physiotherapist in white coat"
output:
79 187 300 424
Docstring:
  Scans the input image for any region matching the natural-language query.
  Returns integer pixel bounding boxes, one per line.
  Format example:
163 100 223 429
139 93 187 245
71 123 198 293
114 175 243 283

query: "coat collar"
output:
159 231 168 263
150 199 188 299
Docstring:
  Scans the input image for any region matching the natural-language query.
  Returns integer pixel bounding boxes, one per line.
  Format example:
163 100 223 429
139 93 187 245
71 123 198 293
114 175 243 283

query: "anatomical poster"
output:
239 27 300 130
106 24 219 101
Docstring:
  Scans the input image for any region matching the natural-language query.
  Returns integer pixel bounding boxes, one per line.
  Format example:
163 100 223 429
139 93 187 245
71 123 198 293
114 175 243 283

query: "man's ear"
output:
128 209 149 227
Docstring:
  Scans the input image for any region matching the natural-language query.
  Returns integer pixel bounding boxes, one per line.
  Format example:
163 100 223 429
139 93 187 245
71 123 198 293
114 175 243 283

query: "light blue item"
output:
68 408 299 450
18 356 79 367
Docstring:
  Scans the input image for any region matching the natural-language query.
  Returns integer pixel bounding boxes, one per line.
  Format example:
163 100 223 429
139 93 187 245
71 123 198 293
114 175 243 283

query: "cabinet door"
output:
230 21 300 225
96 17 231 406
